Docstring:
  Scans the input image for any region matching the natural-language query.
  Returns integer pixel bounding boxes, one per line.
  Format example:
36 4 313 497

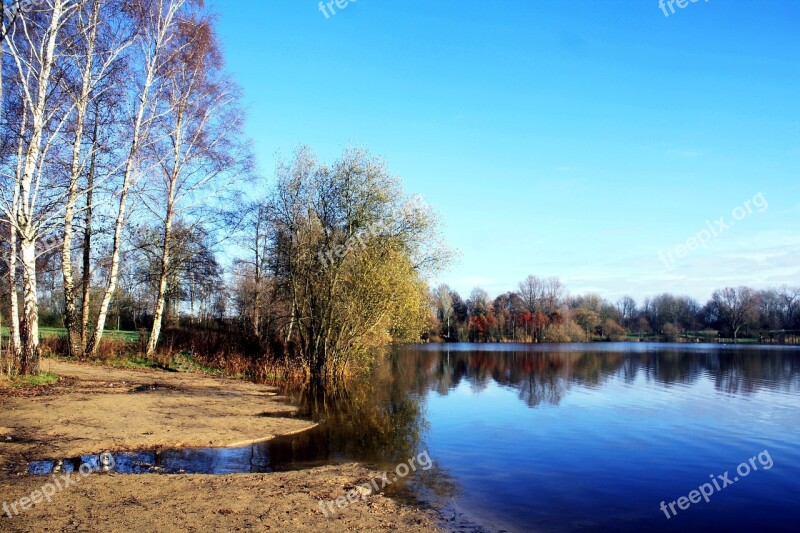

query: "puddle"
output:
29 425 334 475
128 383 180 394
255 411 298 418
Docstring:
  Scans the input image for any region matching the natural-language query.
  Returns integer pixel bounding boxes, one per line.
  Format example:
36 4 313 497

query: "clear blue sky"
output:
210 0 800 303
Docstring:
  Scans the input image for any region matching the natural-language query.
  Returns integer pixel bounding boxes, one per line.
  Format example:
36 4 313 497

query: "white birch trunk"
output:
11 0 68 374
87 0 185 357
63 0 100 357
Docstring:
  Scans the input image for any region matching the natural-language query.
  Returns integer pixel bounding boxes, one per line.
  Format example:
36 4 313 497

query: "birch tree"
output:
142 11 249 356
59 0 129 356
85 0 191 357
1 0 81 374
0 3 22 366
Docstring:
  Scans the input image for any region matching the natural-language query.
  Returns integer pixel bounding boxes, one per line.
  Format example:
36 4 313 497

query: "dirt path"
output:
0 360 438 531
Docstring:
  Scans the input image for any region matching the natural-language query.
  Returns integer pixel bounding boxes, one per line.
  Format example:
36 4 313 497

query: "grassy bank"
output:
0 326 139 342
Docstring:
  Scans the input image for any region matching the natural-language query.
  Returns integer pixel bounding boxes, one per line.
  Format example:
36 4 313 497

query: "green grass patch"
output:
14 371 59 387
39 327 139 342
1 326 139 342
718 337 761 344
114 357 166 370
169 353 223 375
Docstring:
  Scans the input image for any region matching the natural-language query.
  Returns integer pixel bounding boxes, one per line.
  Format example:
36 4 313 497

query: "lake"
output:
386 343 800 532
30 342 800 532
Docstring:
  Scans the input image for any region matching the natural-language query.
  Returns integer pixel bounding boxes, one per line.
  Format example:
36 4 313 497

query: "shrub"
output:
601 318 627 341
662 323 681 342
545 319 589 342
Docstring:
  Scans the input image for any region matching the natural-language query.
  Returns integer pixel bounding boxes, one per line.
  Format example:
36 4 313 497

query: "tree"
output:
234 198 273 339
662 322 680 342
531 310 548 342
617 296 637 329
777 286 800 330
518 275 543 313
449 289 468 341
468 313 498 342
0 2 21 367
432 283 454 339
492 291 524 340
87 0 194 357
467 287 491 316
60 0 125 357
540 277 563 315
142 8 250 356
757 289 782 331
601 317 626 340
572 307 600 337
708 287 760 342
1 0 82 374
132 221 221 327
268 146 448 381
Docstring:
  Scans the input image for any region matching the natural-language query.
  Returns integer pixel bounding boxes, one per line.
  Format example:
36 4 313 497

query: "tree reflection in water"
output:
278 351 459 504
394 344 800 407
274 344 800 511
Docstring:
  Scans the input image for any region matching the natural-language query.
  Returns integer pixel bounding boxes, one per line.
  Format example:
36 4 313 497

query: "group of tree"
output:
429 277 800 344
1 2 793 384
231 147 448 381
0 0 248 375
0 0 446 381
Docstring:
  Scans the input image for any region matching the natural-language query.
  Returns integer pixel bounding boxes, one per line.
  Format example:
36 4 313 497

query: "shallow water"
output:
30 343 800 532
28 427 333 475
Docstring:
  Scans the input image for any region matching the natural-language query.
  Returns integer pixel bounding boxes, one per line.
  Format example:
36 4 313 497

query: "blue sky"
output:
210 0 800 303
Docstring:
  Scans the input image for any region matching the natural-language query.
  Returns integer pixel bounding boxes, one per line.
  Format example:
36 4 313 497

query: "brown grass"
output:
31 326 307 386
39 335 136 362
157 327 306 385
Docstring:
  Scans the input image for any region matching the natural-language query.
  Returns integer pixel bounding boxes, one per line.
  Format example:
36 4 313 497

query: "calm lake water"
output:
389 343 800 532
31 343 800 532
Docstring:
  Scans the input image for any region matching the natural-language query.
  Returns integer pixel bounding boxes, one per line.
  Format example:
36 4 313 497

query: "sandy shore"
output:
0 360 439 531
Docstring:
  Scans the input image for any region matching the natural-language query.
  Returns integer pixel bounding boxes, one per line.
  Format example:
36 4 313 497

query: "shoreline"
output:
0 360 439 531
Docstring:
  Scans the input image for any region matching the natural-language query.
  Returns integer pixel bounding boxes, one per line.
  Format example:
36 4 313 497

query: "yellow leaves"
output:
331 243 429 351
270 147 452 378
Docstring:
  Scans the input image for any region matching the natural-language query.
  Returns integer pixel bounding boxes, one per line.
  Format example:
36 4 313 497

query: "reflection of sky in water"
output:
30 448 272 475
419 345 800 532
28 344 800 532
28 428 332 476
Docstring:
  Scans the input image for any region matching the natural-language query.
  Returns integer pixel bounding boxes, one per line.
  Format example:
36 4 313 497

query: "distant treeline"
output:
428 278 800 344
